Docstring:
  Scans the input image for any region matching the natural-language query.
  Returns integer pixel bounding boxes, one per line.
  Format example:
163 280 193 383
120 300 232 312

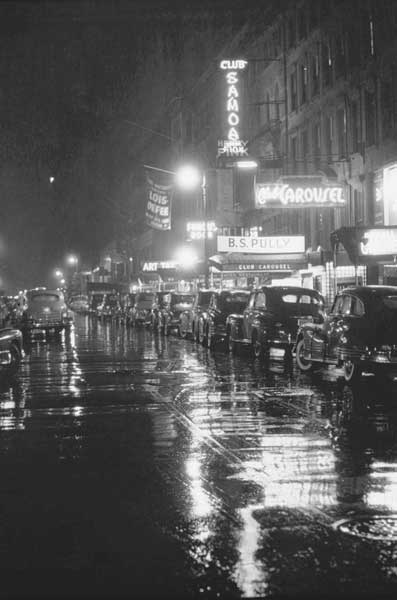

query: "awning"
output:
209 252 308 273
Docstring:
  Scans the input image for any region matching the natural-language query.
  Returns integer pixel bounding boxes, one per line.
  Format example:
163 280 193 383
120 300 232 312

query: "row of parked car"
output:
84 284 397 384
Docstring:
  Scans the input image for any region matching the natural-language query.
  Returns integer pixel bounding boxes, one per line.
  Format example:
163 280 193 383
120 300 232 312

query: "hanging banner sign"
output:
255 177 346 208
145 174 172 231
217 235 305 254
217 58 248 158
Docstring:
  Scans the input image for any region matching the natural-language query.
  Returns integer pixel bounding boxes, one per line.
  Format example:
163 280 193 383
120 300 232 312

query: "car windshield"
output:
198 292 212 304
30 293 61 303
138 293 155 302
221 294 249 313
172 295 194 304
281 292 323 306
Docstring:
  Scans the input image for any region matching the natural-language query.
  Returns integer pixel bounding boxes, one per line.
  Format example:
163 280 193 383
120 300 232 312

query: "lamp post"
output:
175 165 209 287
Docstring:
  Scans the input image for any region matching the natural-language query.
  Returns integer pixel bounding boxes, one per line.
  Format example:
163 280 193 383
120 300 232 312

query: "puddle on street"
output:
0 316 397 598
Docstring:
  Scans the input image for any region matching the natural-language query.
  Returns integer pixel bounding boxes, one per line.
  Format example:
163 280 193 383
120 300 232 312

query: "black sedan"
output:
157 292 195 336
295 285 397 383
199 289 250 349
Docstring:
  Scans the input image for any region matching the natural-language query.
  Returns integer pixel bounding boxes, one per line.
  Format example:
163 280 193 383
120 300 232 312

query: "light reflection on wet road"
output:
0 315 397 599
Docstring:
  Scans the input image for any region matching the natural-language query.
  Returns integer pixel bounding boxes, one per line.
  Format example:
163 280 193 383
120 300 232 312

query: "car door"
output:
321 294 346 358
242 292 256 340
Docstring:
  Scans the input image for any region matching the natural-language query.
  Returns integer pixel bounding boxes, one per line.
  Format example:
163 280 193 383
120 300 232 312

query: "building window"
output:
353 189 364 225
336 108 346 158
272 26 281 57
298 7 307 40
365 89 377 146
274 83 280 120
381 67 397 137
311 49 320 97
308 0 318 31
288 13 296 48
369 14 375 56
290 135 298 173
266 91 271 122
301 129 308 173
300 55 308 105
334 32 346 78
312 122 321 169
321 40 332 88
351 100 361 153
325 115 334 159
290 64 298 111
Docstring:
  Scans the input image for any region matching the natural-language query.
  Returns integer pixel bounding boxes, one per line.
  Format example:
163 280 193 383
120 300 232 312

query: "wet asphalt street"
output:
1 314 397 600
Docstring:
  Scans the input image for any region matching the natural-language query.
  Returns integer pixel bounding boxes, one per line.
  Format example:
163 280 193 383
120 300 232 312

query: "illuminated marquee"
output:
217 235 305 254
218 59 248 158
186 221 217 240
255 178 345 208
359 228 397 256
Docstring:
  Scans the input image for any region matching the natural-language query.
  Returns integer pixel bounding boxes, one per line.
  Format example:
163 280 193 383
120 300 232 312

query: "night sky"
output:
0 0 254 292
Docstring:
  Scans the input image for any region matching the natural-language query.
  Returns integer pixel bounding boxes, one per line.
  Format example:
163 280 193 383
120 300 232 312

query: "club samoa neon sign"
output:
255 177 346 209
218 59 248 158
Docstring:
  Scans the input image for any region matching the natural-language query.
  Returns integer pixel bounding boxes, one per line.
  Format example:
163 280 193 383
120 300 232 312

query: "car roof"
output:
338 285 397 299
260 285 323 296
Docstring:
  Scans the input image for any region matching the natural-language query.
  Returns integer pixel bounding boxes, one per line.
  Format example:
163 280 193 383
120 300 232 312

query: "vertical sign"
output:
217 59 248 158
145 174 172 231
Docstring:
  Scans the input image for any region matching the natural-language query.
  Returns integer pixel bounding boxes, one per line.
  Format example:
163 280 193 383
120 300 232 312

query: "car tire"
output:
7 343 21 376
207 327 215 350
194 324 200 343
228 335 237 355
179 321 187 339
252 334 265 360
157 319 164 335
295 338 314 372
198 321 207 346
343 360 362 384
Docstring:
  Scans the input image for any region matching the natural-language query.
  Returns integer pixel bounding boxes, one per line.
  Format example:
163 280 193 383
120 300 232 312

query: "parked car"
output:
88 293 105 315
0 326 24 375
121 292 136 325
96 292 123 320
198 289 251 349
20 288 73 335
228 286 325 360
178 289 213 340
149 291 172 330
295 285 397 383
129 291 157 326
157 292 195 335
68 294 89 313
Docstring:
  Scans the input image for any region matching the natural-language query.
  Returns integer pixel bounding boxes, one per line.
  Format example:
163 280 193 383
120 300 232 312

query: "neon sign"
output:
186 221 216 240
255 178 345 208
142 261 177 271
218 59 248 158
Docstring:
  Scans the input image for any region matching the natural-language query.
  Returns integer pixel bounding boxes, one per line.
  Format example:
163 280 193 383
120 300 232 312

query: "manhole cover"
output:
333 515 397 541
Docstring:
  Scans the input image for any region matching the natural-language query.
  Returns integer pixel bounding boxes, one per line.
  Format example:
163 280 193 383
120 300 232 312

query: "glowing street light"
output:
54 268 63 278
67 255 78 267
174 246 199 269
175 164 209 286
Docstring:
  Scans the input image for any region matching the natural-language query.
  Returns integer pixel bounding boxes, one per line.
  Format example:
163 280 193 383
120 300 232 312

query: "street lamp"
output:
175 165 209 287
